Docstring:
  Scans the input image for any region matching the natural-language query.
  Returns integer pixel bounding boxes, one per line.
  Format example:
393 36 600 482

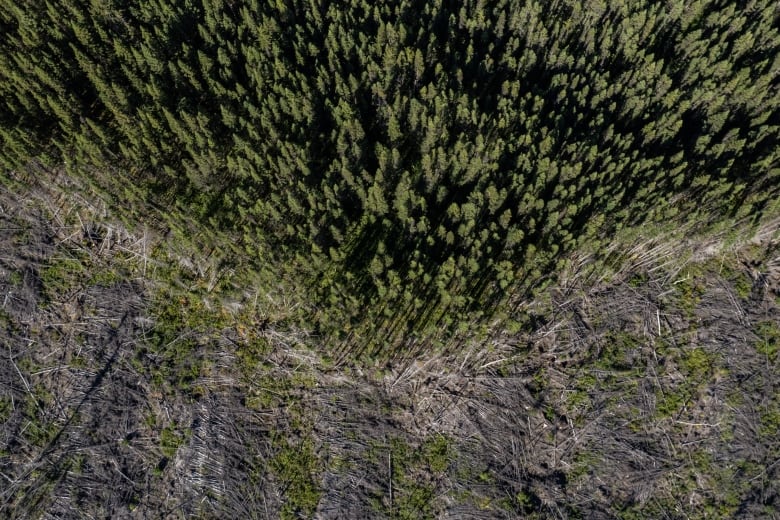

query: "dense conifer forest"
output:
1 0 779 518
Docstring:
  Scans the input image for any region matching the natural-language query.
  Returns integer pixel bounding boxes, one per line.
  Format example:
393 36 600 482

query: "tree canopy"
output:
1 0 778 347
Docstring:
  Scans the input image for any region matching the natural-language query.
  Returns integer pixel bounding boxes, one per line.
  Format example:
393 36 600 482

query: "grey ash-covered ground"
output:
1 186 779 518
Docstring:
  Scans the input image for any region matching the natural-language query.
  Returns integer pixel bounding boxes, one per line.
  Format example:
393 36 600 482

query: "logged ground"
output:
1 184 779 519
